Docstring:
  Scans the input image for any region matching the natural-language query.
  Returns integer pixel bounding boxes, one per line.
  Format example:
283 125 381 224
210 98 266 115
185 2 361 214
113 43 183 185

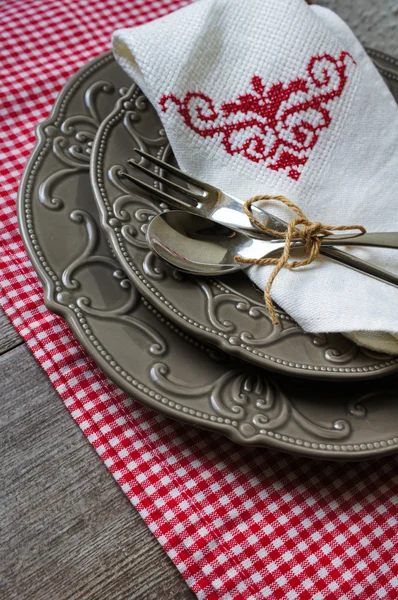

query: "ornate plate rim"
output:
18 51 115 317
17 50 398 460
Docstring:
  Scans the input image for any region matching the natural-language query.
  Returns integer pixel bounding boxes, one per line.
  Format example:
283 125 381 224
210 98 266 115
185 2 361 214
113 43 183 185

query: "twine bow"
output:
234 195 366 325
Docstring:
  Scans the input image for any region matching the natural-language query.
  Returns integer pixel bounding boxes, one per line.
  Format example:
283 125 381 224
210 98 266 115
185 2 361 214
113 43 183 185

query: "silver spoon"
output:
146 211 398 284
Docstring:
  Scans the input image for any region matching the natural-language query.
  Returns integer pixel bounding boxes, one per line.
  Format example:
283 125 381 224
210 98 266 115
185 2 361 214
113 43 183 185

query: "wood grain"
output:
0 310 23 355
315 0 397 56
0 342 195 600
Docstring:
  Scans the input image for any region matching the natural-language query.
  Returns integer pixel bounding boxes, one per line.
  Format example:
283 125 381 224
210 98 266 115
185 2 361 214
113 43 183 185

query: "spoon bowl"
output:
146 211 269 275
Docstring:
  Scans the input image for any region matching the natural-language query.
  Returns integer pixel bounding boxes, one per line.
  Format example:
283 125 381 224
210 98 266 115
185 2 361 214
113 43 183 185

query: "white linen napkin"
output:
112 0 398 354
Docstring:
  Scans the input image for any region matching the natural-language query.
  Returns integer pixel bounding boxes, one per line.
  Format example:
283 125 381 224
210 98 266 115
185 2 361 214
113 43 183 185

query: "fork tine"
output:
120 171 194 209
133 148 215 193
127 159 202 202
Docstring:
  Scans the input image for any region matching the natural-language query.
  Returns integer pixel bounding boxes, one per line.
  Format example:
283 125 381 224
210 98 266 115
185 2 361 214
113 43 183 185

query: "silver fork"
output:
121 148 398 287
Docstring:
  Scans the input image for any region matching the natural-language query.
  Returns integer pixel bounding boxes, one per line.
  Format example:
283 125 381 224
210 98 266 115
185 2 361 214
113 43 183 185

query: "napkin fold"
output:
113 0 398 353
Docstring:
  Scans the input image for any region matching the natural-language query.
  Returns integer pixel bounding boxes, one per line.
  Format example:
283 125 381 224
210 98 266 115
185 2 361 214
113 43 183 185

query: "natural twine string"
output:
234 195 366 325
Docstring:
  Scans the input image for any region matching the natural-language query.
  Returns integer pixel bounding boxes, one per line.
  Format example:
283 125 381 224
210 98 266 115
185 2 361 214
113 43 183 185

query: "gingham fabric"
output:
1 1 398 599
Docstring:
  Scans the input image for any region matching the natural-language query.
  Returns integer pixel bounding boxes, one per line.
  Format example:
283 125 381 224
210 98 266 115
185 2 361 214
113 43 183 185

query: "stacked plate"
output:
18 50 398 459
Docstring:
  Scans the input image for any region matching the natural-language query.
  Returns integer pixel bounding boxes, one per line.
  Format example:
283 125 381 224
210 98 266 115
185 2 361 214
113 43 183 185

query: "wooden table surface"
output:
1 2 396 599
0 311 194 600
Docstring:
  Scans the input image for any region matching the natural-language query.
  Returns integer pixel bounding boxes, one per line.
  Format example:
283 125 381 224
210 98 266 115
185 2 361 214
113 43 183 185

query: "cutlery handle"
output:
251 208 398 287
268 232 398 250
319 232 398 249
251 207 398 249
319 247 398 287
255 234 398 288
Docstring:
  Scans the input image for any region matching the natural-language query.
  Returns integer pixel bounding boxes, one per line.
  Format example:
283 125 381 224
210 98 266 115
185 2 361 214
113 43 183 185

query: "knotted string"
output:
234 195 366 325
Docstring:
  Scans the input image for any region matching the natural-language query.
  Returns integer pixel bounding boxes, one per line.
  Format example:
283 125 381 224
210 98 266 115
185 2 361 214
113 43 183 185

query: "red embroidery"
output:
160 52 355 180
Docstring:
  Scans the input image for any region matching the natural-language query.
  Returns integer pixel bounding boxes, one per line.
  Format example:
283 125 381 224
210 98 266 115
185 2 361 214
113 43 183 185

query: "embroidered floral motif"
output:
159 52 355 180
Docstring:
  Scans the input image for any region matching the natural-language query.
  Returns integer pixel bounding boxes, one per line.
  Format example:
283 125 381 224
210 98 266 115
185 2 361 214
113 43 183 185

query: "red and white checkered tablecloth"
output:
1 1 398 598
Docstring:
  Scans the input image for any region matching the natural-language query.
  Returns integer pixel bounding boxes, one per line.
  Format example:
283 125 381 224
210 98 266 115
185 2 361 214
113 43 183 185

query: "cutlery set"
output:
122 148 398 285
122 149 398 283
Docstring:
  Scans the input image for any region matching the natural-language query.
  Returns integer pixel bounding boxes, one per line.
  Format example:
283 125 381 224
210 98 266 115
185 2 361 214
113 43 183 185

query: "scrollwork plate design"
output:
18 50 398 459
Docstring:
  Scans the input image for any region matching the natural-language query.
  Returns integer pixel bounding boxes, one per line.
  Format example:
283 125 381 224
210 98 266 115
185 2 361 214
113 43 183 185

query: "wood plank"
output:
315 0 397 57
0 344 195 600
0 309 23 355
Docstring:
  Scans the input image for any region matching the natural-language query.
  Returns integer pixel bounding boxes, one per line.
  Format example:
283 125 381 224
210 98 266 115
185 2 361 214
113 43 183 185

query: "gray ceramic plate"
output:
18 51 398 459
90 51 398 381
